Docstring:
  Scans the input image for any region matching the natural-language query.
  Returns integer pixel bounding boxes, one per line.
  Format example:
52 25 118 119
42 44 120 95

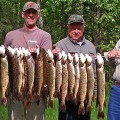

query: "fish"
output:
0 55 9 105
5 47 16 101
21 48 29 98
78 53 87 115
55 52 62 98
73 53 80 105
96 53 105 119
47 49 55 108
67 53 75 100
13 48 24 100
85 54 95 113
26 56 35 108
16 57 24 100
35 47 44 104
22 55 28 107
12 54 20 100
42 49 49 107
59 51 68 112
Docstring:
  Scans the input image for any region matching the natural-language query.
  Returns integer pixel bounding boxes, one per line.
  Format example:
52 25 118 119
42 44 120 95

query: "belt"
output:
114 81 120 87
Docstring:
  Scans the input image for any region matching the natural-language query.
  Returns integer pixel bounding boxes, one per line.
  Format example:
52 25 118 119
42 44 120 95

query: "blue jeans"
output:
108 85 120 120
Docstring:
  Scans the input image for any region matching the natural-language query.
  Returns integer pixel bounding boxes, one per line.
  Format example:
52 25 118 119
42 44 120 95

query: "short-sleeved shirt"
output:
113 40 120 82
4 27 52 51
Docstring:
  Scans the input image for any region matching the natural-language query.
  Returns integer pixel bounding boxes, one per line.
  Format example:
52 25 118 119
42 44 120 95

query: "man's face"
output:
68 23 85 41
22 9 39 28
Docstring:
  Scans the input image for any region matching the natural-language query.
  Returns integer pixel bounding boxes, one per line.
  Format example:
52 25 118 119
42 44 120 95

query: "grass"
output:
0 105 8 120
0 97 108 120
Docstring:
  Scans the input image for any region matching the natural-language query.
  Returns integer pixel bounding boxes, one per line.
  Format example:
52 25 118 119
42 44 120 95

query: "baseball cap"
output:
23 1 39 12
68 14 85 24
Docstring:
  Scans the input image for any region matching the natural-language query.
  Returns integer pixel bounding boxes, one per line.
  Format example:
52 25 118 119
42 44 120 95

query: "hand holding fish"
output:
108 49 120 60
52 44 60 54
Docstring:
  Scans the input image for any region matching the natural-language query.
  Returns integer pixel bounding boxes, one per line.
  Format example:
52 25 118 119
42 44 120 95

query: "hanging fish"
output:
78 53 87 115
67 53 75 100
0 49 9 105
96 53 106 119
85 54 95 113
35 47 44 104
59 51 68 112
73 53 80 105
47 49 55 108
55 52 62 98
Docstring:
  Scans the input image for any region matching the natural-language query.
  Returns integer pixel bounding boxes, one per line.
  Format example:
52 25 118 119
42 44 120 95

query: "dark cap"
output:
68 14 85 24
23 1 39 12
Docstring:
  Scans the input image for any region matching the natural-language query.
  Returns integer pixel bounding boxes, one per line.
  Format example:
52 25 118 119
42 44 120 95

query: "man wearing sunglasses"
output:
4 1 52 120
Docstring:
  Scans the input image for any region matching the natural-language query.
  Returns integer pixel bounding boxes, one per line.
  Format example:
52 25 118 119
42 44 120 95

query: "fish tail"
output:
24 101 31 109
73 96 77 106
97 111 104 119
78 104 85 115
18 92 23 101
86 104 92 113
27 93 33 101
59 102 66 112
54 91 60 98
69 92 73 100
48 99 54 108
1 97 7 105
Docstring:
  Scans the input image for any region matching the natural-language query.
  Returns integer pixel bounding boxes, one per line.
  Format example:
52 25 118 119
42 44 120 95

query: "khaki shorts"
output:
7 97 45 120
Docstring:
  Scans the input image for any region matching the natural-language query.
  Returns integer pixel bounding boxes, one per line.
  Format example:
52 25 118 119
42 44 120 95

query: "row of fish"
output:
0 45 105 119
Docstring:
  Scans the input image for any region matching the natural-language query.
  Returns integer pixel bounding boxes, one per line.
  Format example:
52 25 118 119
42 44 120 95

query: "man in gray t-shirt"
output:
4 1 52 120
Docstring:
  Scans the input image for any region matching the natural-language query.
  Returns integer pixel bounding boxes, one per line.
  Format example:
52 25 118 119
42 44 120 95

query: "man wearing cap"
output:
53 14 96 120
4 1 52 120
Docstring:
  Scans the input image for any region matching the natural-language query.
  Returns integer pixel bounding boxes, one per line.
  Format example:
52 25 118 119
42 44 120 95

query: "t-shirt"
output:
4 27 52 51
113 40 120 82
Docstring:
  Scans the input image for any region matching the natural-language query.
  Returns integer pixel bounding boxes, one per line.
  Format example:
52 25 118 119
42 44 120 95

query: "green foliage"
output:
0 0 119 47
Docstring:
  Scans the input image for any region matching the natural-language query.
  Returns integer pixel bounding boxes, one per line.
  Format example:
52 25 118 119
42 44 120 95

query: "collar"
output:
22 26 38 32
68 36 86 45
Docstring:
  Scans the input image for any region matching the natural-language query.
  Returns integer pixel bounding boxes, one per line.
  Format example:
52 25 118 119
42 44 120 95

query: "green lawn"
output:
0 97 108 120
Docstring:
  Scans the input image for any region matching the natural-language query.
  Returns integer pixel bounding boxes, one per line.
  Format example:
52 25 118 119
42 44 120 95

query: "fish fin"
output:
27 93 33 101
78 105 85 115
48 99 54 108
59 103 66 112
86 104 92 113
23 101 31 109
1 97 7 105
104 100 106 107
54 91 60 98
65 94 69 101
73 97 77 106
69 93 73 101
42 85 48 99
97 111 104 119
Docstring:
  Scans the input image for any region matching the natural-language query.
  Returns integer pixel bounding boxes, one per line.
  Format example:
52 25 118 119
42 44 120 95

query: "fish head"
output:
61 50 67 64
67 53 73 63
85 54 92 66
79 53 86 66
0 45 5 56
73 53 79 65
47 49 53 62
96 53 104 67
